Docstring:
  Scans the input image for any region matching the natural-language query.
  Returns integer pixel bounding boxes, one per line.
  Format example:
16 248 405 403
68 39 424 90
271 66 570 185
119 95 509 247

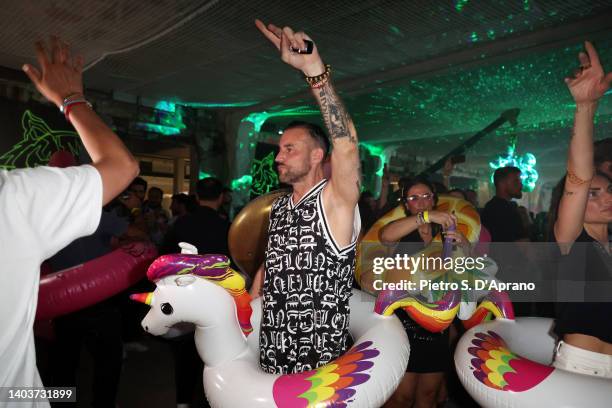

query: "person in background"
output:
379 177 467 408
465 189 479 208
143 186 170 245
162 177 230 256
129 176 147 202
169 193 191 225
358 191 378 233
1 36 138 405
219 186 233 220
481 166 529 242
594 137 612 178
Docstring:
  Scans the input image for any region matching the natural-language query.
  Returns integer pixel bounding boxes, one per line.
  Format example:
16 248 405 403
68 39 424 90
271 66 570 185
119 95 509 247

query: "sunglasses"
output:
406 193 434 202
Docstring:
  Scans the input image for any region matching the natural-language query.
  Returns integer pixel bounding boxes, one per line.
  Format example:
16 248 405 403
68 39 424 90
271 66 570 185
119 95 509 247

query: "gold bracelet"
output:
305 64 331 87
566 169 592 185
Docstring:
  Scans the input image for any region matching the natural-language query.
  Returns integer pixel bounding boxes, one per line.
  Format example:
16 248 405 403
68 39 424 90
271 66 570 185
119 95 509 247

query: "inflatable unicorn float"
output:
132 252 410 407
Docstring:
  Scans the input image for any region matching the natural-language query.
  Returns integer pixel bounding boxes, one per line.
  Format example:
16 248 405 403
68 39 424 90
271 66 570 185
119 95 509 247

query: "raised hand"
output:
565 41 612 104
255 19 326 77
22 36 84 109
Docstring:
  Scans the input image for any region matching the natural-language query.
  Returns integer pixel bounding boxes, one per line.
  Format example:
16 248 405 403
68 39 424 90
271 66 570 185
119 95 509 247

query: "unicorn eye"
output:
161 302 173 315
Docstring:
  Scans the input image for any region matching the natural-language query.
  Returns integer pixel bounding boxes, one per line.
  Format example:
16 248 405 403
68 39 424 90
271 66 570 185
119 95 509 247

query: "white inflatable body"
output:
140 273 409 408
455 317 612 408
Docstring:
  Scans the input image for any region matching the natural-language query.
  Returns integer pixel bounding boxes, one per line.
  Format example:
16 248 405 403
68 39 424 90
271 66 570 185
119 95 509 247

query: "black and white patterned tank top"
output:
259 179 360 374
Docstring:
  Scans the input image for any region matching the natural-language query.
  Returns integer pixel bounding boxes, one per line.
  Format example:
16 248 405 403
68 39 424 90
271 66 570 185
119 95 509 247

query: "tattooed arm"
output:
311 78 361 202
256 20 361 247
554 41 612 249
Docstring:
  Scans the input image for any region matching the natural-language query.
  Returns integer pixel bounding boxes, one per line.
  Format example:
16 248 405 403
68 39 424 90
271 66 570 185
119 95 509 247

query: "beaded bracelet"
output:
59 93 92 122
305 64 331 88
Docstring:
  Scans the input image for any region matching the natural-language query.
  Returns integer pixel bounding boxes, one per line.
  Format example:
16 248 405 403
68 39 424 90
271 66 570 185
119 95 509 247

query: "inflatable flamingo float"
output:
132 253 410 407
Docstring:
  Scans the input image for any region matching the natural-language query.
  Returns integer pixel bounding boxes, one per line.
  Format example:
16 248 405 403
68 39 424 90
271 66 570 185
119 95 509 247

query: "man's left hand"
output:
255 19 326 77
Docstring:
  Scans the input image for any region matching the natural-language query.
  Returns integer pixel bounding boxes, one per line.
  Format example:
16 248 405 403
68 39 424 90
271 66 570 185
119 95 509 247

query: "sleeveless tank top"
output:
555 229 612 343
259 179 360 374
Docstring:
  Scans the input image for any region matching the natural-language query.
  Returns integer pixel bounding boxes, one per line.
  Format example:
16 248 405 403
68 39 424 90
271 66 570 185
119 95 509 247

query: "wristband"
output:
423 211 430 223
63 100 92 122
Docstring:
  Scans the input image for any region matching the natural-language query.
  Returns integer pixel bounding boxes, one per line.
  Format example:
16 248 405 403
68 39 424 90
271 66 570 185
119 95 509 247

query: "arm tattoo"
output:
317 81 357 144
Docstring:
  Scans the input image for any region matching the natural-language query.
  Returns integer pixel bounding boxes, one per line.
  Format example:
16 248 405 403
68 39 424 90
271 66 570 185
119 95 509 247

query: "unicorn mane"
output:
147 254 253 335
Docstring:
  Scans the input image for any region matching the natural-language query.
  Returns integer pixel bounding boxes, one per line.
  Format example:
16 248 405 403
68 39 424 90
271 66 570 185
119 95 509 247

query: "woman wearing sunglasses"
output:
380 177 469 408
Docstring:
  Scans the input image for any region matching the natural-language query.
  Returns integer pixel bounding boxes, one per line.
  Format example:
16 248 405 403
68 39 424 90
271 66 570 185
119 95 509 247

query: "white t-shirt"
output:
0 165 102 407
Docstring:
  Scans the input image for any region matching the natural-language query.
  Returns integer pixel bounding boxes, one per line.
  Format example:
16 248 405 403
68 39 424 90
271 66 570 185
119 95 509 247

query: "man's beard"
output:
279 165 310 184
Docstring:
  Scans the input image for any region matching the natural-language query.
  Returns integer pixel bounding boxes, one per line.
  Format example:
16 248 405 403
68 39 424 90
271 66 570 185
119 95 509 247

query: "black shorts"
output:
395 308 450 373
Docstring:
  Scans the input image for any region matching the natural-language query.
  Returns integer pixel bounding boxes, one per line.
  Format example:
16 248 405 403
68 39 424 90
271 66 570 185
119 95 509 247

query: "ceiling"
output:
2 0 612 183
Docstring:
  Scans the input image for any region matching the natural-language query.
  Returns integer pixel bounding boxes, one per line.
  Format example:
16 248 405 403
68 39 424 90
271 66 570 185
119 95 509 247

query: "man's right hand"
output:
22 36 84 109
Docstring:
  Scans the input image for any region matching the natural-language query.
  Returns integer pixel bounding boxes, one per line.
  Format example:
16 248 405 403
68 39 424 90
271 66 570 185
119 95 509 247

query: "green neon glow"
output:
454 0 469 12
489 146 539 192
345 44 612 147
135 122 181 135
360 143 387 176
136 100 186 136
199 171 214 180
0 110 79 169
181 101 259 108
155 100 176 113
250 151 279 196
523 0 531 11
231 174 253 190
241 106 320 132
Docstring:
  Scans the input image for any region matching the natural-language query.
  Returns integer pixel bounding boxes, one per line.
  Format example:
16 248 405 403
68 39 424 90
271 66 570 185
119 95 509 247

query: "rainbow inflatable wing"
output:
455 318 612 407
273 341 380 408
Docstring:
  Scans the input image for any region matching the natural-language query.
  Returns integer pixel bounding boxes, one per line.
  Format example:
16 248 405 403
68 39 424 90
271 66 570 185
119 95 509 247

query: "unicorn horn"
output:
130 292 154 305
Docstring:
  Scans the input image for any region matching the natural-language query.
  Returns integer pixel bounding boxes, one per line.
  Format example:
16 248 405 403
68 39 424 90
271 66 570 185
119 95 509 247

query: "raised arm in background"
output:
554 41 612 250
22 36 139 204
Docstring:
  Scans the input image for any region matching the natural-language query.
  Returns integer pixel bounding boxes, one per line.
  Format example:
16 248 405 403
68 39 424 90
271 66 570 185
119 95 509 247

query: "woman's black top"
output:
555 229 612 344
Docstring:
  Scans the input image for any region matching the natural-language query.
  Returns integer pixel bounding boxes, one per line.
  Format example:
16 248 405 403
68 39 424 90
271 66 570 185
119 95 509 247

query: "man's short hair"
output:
493 166 521 187
595 138 612 166
148 186 163 196
196 177 224 200
284 121 330 155
130 177 148 190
